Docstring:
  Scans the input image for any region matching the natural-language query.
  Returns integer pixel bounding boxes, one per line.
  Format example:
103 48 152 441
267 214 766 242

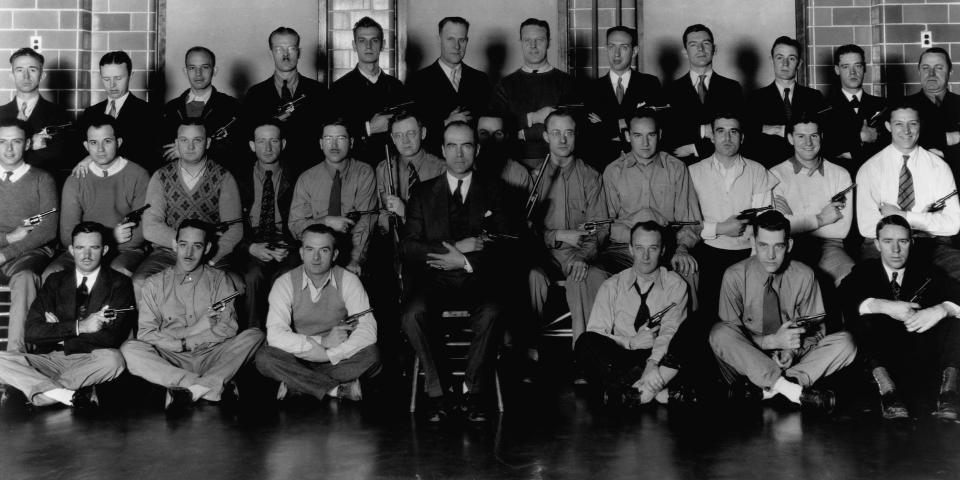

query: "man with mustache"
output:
906 47 960 183
0 222 130 410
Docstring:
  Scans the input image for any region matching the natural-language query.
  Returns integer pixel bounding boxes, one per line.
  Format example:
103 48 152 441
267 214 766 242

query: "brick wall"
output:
567 0 637 80
806 0 960 98
327 0 396 82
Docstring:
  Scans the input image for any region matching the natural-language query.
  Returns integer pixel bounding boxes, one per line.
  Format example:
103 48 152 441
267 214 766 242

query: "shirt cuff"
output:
859 299 875 315
941 301 960 317
463 255 474 273
701 221 718 240
365 121 372 137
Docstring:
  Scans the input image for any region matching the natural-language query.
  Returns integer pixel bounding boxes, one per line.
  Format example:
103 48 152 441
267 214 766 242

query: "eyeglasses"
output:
390 130 420 141
547 129 575 139
322 135 348 144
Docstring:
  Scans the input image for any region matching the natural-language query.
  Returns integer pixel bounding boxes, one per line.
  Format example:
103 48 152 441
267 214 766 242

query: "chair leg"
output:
409 356 420 413
495 369 504 412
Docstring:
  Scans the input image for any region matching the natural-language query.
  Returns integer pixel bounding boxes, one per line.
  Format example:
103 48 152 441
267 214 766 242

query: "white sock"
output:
327 385 339 397
762 388 777 400
43 388 75 406
188 385 210 402
773 377 802 404
277 382 288 400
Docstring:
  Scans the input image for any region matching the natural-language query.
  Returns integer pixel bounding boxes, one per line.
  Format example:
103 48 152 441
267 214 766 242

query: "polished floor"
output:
2 349 959 480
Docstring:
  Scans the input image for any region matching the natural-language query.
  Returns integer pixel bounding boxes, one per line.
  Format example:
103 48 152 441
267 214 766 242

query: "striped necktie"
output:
17 101 28 121
407 162 420 195
898 155 915 211
697 74 707 104
890 272 901 300
782 88 792 122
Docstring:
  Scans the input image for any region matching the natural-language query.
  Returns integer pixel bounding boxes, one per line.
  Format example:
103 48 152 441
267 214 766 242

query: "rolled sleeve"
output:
264 274 315 357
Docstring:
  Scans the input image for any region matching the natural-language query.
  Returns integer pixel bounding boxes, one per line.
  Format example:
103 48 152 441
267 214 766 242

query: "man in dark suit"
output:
744 36 826 168
662 24 743 165
906 47 960 181
241 26 329 173
82 51 160 172
823 44 886 176
406 17 491 156
583 26 662 171
400 121 515 423
0 222 131 409
841 215 960 421
0 48 73 181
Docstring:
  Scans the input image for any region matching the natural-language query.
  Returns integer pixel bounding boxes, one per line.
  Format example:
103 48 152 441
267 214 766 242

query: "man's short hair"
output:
787 113 822 136
438 16 469 35
607 26 637 47
918 46 952 74
388 109 421 131
833 44 865 66
477 110 517 139
269 26 300 47
251 118 285 140
71 221 106 244
875 214 912 238
184 46 216 68
301 223 339 242
353 16 384 40
630 220 665 242
887 99 920 121
9 47 43 67
520 18 550 40
99 50 132 74
176 219 212 244
771 36 802 57
177 118 207 136
682 24 713 46
752 210 791 238
712 111 743 129
83 114 120 138
0 118 32 137
322 117 352 137
544 108 576 131
628 108 661 130
442 120 474 142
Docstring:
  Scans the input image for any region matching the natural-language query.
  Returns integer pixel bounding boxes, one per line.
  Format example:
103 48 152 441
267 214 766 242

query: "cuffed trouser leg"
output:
565 266 608 346
0 349 124 405
786 331 857 387
255 344 380 400
709 322 783 389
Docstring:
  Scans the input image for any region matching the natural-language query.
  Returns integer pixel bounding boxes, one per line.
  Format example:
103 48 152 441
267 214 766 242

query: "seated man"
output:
575 221 689 406
0 119 58 352
709 211 856 410
771 116 854 287
255 224 380 402
121 220 263 410
841 215 960 421
45 115 150 280
400 121 515 423
0 222 130 409
289 119 376 276
475 112 533 203
376 110 446 225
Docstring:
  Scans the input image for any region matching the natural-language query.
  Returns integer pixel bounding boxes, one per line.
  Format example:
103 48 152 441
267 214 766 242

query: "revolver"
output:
38 122 73 137
908 278 931 303
646 302 677 329
926 190 958 213
22 208 57 227
103 306 135 321
667 220 700 228
210 292 241 312
275 94 307 118
830 184 856 204
792 313 827 330
577 219 615 235
121 204 150 225
340 308 373 328
210 117 237 141
345 209 384 222
736 206 773 221
214 218 244 233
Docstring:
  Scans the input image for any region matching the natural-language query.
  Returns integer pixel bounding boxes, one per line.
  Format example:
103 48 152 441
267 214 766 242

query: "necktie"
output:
260 170 276 234
762 274 781 336
782 88 792 122
450 68 461 92
890 272 901 300
107 100 117 118
850 95 860 114
329 169 342 217
101 168 108 178
898 155 915 211
453 179 464 205
17 102 28 121
76 276 90 320
697 74 707 104
2 171 12 183
633 282 653 332
281 79 292 102
407 162 420 196
616 76 625 105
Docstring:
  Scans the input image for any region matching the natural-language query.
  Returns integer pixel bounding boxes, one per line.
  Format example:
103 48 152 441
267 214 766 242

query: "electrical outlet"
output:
921 30 933 48
29 35 41 52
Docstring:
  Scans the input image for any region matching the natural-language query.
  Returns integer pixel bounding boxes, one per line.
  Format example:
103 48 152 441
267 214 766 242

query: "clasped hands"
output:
426 239 477 271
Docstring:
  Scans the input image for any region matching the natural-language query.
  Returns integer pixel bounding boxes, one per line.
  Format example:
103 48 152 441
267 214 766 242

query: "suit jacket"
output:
161 87 241 172
235 160 295 255
907 91 960 180
584 70 662 167
83 94 161 172
823 88 887 175
0 96 73 176
24 267 135 355
406 61 491 155
331 67 408 165
662 71 743 164
744 82 826 168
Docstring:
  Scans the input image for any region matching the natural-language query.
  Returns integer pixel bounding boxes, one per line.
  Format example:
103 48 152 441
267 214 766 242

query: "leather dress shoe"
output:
424 396 449 423
71 386 99 410
935 390 959 422
799 388 836 414
165 387 193 411
879 391 910 420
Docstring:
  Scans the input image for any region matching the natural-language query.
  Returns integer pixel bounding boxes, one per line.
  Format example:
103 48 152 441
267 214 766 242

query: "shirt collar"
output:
274 73 300 96
521 64 554 73
775 81 797 98
842 89 862 102
106 92 130 113
301 268 337 294
174 265 206 284
710 154 745 174
610 69 633 89
75 267 101 289
689 68 713 85
627 266 663 293
882 264 906 285
437 59 461 79
1 162 31 182
789 155 825 176
446 171 472 195
357 65 382 84
16 95 39 117
187 89 212 103
627 150 666 169
88 157 128 177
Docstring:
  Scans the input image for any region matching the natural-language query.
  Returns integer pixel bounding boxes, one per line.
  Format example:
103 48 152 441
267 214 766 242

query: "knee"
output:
827 331 857 357
119 339 149 357
400 300 428 331
574 331 605 357
92 348 126 373
708 322 737 351
355 344 381 370
254 346 285 371
9 270 39 289
236 328 265 347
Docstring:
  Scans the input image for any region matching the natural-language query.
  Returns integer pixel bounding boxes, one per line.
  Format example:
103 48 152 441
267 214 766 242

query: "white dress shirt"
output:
770 157 853 239
1 162 31 183
87 157 128 177
689 155 776 250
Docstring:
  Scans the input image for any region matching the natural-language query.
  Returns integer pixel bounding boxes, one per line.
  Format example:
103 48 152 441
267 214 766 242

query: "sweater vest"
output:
289 265 348 336
157 161 228 228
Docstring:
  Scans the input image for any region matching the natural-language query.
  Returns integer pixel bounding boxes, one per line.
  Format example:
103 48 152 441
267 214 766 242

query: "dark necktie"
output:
890 272 901 300
898 155 915 211
407 162 420 196
633 282 653 332
762 274 781 336
782 88 792 122
76 276 90 320
281 79 292 102
616 77 625 104
2 171 11 183
259 170 276 235
697 74 707 104
453 179 464 205
329 169 342 217
849 95 860 113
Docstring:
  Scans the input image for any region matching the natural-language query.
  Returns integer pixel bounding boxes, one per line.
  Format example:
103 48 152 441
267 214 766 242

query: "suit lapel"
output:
86 269 113 312
432 177 451 238
466 177 485 231
60 273 78 320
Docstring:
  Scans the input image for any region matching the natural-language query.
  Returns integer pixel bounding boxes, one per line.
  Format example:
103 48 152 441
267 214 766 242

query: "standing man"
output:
331 16 407 166
907 48 960 178
662 24 743 165
744 36 827 168
709 211 856 410
490 18 579 169
160 46 241 168
823 44 886 176
241 27 329 171
583 26 662 170
0 48 72 180
82 51 159 172
288 119 377 276
0 222 130 409
0 119 58 352
255 224 380 402
406 17 491 155
121 220 263 410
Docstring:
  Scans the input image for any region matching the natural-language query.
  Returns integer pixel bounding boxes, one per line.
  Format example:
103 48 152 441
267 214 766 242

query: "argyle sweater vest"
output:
157 161 228 228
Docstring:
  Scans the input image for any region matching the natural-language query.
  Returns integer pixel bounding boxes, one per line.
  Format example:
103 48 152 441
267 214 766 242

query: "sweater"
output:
0 166 58 259
59 159 150 249
490 68 579 160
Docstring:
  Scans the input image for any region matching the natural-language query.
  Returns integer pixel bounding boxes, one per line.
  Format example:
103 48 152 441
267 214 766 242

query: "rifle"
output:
340 308 373 328
830 184 856 204
577 219 614 235
736 205 773 221
210 292 241 312
275 94 307 118
525 155 551 220
210 117 236 141
38 122 73 137
866 108 889 128
667 220 701 228
22 208 57 227
553 103 584 110
214 218 244 232
635 102 672 112
792 313 827 330
121 204 150 225
909 278 932 303
384 145 404 294
380 101 415 115
926 190 958 213
481 230 519 242
345 208 385 222
646 303 677 329
103 306 135 321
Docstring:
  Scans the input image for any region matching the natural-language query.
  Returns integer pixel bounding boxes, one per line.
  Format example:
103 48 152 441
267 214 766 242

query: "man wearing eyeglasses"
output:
331 17 407 167
289 119 376 277
241 26 329 172
377 111 445 224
